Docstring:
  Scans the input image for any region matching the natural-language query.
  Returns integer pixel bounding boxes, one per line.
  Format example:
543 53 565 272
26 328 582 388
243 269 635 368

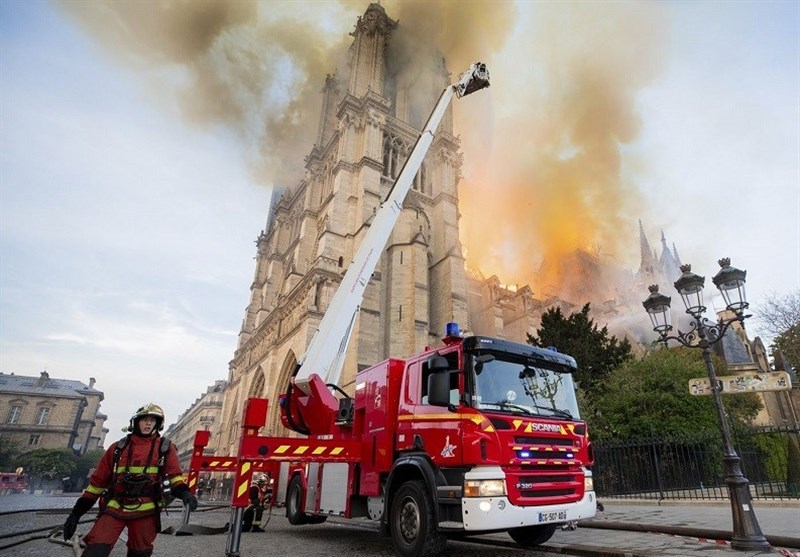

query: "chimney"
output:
36 370 49 387
89 377 96 389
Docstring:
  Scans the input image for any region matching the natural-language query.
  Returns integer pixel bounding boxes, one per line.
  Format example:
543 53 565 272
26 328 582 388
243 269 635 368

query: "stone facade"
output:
0 371 107 454
163 380 226 470
214 3 468 454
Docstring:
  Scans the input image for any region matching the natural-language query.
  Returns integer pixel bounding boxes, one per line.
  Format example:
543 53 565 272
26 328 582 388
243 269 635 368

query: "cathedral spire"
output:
639 220 655 268
348 3 396 97
658 230 682 284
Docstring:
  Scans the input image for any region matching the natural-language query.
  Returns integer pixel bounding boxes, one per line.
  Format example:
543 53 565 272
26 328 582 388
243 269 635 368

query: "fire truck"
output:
194 62 596 557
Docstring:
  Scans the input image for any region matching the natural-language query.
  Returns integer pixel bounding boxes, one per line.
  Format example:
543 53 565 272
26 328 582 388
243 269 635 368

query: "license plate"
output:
538 510 567 523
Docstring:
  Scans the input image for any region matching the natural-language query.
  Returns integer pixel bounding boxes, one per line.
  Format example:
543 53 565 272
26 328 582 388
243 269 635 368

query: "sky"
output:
1 1 798 445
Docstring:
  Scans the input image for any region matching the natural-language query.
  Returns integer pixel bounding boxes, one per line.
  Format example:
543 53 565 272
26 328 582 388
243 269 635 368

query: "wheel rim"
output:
397 496 420 544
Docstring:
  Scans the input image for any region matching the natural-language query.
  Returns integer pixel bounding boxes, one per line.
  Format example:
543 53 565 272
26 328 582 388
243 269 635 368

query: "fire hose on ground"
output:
0 503 232 552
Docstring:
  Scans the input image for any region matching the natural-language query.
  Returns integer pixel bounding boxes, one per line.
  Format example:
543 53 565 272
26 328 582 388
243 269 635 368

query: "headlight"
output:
464 479 506 497
584 476 594 492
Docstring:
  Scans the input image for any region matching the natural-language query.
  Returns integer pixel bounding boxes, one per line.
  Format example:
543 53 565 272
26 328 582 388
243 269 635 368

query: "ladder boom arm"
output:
294 62 490 395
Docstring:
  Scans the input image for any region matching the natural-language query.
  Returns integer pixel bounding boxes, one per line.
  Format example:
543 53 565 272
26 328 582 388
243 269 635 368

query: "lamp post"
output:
642 258 770 551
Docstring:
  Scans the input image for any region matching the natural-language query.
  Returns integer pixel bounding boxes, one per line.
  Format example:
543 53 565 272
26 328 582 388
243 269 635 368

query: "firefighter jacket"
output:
82 433 185 520
249 483 271 507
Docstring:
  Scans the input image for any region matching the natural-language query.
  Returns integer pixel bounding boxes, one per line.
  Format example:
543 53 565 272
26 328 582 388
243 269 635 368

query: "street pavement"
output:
1 494 798 556
539 498 800 557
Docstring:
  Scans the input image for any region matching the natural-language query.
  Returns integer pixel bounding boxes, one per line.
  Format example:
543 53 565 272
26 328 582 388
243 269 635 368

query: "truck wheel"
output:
286 475 307 525
390 480 446 557
508 524 557 547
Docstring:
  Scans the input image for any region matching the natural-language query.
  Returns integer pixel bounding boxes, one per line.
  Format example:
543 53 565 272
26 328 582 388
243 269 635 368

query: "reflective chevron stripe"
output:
114 465 159 474
86 484 105 495
106 499 157 512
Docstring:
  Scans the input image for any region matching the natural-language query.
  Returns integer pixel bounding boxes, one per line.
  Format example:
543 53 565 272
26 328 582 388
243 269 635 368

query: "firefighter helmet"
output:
128 403 165 433
254 473 269 486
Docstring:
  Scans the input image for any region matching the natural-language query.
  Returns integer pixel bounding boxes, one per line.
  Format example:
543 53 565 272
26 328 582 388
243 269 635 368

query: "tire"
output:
389 480 446 557
286 475 307 525
508 523 557 547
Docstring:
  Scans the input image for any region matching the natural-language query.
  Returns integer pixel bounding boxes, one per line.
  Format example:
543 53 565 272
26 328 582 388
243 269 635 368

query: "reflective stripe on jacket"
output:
81 433 186 520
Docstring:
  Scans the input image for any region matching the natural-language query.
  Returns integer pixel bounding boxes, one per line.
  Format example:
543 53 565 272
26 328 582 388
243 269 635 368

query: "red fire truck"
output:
0 471 28 494
194 62 596 557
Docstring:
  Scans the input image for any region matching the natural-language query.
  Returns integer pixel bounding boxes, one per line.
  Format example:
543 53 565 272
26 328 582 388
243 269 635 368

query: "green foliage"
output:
74 449 104 477
787 433 800 497
527 303 632 393
774 323 800 371
15 448 77 479
756 289 800 370
747 431 789 483
0 437 21 470
586 346 762 441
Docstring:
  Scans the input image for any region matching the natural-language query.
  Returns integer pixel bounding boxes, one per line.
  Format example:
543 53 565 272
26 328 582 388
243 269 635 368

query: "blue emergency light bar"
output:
445 322 461 337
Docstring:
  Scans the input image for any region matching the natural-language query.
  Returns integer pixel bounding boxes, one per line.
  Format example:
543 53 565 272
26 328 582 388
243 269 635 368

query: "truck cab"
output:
352 328 596 556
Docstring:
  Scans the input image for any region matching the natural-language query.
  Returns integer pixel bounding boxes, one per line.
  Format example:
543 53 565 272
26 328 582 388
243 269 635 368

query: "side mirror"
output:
427 356 452 407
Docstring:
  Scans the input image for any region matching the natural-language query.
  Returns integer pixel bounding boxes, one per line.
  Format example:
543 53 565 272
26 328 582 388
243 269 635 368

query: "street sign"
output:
688 372 792 396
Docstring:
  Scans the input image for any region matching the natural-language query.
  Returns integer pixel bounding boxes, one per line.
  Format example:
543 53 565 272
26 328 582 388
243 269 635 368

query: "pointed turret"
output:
659 230 682 284
637 220 658 281
348 3 397 97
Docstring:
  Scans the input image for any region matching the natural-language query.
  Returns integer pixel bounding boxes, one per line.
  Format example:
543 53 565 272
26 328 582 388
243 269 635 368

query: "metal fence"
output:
593 424 800 501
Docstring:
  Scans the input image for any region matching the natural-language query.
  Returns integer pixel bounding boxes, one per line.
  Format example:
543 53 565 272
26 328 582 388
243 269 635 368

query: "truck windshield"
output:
471 355 581 420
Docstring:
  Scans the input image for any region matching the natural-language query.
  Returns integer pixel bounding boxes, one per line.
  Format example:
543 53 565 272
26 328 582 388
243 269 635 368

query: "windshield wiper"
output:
482 401 533 415
529 404 573 420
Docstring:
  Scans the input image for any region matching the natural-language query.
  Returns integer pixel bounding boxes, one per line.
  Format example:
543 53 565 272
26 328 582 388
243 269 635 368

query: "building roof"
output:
0 371 101 399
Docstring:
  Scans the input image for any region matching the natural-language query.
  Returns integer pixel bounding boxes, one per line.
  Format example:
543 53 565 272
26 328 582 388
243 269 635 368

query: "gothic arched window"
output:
413 163 427 194
249 369 266 398
382 134 407 179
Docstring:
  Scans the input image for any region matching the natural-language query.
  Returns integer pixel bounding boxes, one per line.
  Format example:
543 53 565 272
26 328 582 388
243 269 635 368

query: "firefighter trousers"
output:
83 512 158 555
241 504 264 531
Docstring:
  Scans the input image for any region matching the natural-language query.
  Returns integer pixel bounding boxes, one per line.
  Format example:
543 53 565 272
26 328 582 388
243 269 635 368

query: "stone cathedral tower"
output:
215 4 470 454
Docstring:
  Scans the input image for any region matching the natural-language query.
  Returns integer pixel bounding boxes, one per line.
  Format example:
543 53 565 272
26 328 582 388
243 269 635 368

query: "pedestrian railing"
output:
593 425 800 501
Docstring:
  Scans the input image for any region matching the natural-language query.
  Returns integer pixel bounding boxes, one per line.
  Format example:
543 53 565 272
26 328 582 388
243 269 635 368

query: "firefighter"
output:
62 403 198 557
241 472 271 532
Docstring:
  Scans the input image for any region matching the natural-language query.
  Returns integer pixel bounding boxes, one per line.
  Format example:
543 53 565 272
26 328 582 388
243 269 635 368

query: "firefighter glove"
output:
63 513 79 541
172 484 198 511
182 493 198 511
63 496 95 540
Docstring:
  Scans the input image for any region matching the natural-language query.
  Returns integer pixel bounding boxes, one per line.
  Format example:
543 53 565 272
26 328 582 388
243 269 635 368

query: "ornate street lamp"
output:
642 258 770 551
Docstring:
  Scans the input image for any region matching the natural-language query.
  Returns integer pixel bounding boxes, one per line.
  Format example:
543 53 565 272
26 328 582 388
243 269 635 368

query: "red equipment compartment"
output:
356 358 405 496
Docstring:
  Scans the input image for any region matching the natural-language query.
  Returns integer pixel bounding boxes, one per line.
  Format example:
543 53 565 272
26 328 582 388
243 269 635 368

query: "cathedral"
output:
213 4 469 454
211 4 714 453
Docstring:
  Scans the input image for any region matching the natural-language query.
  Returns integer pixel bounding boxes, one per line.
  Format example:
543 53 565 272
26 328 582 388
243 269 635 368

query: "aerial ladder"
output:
189 62 490 556
280 62 490 436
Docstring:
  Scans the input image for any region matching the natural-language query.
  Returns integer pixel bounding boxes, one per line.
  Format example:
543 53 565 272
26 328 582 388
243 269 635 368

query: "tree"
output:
756 290 800 369
15 448 77 487
757 290 800 337
527 303 632 394
0 437 21 470
773 323 800 371
586 346 762 441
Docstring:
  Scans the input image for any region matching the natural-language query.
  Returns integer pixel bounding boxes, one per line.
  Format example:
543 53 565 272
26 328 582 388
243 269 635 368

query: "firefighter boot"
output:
251 526 265 532
81 544 113 557
126 550 152 557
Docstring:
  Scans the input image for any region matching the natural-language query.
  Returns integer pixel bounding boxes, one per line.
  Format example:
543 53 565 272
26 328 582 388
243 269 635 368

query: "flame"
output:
458 3 666 294
61 1 665 299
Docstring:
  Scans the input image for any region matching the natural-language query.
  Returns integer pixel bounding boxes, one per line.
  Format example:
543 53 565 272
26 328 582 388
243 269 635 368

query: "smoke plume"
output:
58 0 356 187
457 3 666 292
59 1 665 295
